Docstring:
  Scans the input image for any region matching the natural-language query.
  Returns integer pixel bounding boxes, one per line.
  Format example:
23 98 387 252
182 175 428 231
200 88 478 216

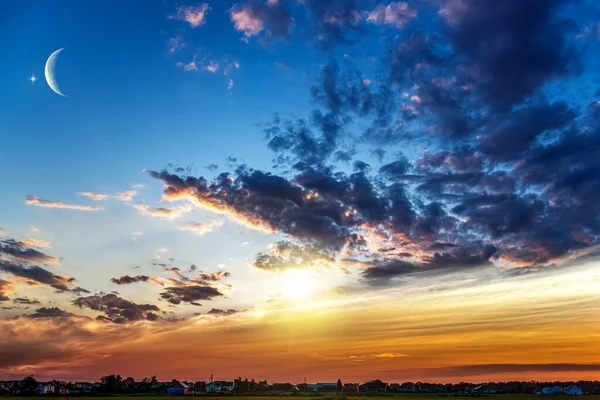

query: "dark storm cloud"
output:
379 157 411 180
303 0 364 48
477 102 575 161
0 261 85 293
0 239 60 265
149 168 359 251
416 148 483 173
152 0 598 286
362 243 496 286
27 307 74 319
361 259 418 282
265 62 394 165
159 285 223 306
73 293 160 323
441 0 580 110
111 275 152 285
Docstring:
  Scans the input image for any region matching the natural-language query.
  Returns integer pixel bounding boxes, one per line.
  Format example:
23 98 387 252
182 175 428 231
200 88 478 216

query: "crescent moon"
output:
45 48 66 97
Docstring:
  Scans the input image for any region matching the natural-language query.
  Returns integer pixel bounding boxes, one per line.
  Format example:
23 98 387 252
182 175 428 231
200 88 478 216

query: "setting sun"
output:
280 269 318 300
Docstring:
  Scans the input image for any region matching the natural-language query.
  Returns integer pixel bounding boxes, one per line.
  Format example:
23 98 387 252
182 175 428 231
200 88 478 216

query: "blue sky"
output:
2 0 600 383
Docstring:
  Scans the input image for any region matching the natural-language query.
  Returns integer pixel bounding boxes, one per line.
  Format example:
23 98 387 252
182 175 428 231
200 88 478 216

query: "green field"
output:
8 396 600 400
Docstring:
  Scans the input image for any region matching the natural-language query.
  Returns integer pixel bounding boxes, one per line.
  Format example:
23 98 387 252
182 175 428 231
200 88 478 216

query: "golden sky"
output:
2 261 599 383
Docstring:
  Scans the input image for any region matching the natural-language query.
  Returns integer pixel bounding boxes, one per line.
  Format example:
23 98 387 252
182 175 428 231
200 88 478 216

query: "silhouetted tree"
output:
21 376 38 394
124 377 136 391
100 374 123 393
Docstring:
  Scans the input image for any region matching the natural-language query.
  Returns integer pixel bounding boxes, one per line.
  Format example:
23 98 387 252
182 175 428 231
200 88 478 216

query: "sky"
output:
2 0 600 384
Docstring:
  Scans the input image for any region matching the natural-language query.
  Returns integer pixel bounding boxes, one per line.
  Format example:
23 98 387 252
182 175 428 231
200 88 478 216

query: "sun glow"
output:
281 269 318 301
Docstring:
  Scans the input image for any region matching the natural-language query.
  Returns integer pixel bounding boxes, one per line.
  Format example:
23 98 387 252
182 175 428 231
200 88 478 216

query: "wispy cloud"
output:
114 190 137 202
77 192 109 201
179 221 223 236
134 204 182 219
30 226 40 233
166 34 186 54
25 196 103 212
176 55 198 72
172 4 211 28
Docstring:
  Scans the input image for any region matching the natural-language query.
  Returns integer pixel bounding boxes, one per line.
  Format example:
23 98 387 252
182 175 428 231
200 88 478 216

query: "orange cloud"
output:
20 239 51 248
134 204 181 219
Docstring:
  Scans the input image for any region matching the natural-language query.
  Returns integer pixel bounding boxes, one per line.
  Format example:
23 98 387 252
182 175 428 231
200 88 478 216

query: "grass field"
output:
8 396 600 400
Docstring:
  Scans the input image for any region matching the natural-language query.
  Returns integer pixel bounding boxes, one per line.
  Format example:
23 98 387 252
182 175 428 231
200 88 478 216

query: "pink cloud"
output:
230 7 265 38
205 60 220 73
174 4 211 28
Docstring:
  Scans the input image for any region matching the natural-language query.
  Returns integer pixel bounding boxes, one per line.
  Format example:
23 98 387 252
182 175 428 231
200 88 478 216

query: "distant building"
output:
272 383 294 391
74 382 91 392
168 381 189 395
38 382 56 395
206 381 234 393
565 385 583 396
306 383 338 392
541 386 564 395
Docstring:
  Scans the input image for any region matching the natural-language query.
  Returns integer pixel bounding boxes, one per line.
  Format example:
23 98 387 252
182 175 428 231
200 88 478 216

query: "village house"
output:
38 382 56 395
565 385 583 396
205 381 234 393
472 384 498 394
167 381 189 395
306 382 339 392
540 386 564 395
